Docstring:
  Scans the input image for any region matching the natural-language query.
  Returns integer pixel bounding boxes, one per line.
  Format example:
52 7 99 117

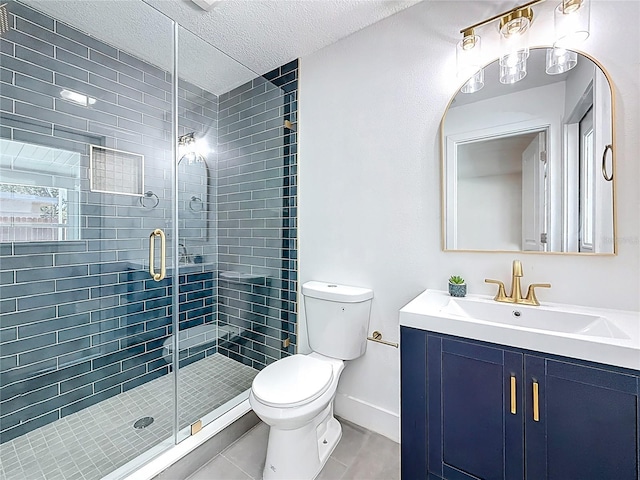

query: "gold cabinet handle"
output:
510 376 517 414
149 228 166 281
532 381 540 422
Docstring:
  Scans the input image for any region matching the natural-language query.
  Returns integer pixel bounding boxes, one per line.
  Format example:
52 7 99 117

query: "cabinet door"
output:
525 355 639 480
428 335 524 480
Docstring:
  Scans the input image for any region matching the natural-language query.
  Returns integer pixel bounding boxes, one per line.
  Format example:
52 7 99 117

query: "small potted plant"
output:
448 275 467 297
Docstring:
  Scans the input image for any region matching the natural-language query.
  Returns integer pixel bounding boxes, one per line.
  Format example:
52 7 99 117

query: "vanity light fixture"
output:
457 1 542 90
498 7 532 84
456 0 591 91
546 0 590 74
456 29 484 93
553 0 590 47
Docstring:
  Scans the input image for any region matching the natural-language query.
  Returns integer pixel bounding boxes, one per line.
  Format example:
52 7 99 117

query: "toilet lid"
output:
252 354 333 408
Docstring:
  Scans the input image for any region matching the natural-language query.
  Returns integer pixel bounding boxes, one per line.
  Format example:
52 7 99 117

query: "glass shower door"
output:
0 1 179 478
174 25 299 440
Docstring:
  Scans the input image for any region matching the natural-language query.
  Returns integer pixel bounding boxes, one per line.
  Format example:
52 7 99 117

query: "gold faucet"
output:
485 260 551 306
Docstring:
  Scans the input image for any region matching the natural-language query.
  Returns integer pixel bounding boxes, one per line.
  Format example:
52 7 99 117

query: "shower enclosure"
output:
0 1 298 478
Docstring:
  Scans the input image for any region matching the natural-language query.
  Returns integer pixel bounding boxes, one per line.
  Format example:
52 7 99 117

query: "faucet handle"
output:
485 279 508 302
512 260 523 277
524 283 551 306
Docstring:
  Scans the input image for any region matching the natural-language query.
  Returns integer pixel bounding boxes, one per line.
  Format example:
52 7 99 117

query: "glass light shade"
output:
546 47 578 74
499 60 527 84
499 16 530 67
456 34 483 86
460 69 484 94
554 0 590 47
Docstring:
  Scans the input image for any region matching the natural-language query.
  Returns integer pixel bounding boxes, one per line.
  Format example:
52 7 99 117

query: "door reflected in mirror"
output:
442 48 615 254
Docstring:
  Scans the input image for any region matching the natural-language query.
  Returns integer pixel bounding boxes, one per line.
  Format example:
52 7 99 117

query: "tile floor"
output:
187 419 400 480
0 354 257 480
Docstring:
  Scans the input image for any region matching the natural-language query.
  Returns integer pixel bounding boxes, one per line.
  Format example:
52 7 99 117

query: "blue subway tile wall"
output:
216 60 298 370
0 1 298 446
0 1 218 443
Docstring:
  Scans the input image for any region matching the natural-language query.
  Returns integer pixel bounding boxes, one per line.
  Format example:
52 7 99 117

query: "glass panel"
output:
175 26 299 439
0 1 175 478
0 0 300 476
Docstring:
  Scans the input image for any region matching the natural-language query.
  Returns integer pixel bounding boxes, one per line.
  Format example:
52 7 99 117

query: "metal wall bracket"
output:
367 331 399 348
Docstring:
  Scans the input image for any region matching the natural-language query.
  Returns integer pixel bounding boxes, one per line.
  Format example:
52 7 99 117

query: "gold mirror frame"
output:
440 47 617 255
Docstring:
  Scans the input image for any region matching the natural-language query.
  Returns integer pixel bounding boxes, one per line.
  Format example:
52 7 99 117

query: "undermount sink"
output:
399 289 640 371
440 297 630 340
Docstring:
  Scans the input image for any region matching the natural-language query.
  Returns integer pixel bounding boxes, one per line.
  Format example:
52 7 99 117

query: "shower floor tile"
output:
0 354 257 480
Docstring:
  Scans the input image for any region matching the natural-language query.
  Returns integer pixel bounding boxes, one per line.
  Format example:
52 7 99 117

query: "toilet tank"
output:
302 281 373 360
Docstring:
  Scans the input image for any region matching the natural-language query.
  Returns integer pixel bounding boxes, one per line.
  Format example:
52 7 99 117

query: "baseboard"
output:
334 393 399 443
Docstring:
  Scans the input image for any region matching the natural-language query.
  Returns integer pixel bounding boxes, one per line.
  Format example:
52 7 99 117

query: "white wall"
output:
298 0 640 442
564 58 596 121
458 173 522 250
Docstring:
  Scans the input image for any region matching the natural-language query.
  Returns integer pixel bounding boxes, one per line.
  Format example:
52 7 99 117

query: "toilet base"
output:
262 404 342 480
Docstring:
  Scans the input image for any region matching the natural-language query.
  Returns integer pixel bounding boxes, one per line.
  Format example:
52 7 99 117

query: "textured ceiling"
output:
22 0 422 95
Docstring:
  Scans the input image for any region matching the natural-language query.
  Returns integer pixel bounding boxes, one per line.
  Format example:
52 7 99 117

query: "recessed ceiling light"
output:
192 0 221 11
60 89 96 107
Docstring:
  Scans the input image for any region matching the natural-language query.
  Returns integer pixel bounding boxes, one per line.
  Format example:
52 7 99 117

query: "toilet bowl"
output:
249 353 344 480
249 281 374 480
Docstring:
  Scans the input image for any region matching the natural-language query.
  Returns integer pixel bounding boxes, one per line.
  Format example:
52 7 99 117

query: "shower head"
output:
0 4 9 37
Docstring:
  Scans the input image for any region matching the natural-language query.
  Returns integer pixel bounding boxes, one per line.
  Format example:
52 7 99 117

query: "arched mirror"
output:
441 47 615 254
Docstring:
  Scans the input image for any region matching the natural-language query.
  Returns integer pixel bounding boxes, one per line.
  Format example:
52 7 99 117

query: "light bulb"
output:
499 13 530 68
460 69 484 94
554 0 590 47
456 32 484 94
500 60 527 84
546 47 578 74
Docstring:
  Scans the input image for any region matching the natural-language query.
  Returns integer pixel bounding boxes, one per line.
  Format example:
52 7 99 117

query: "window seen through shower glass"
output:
0 138 81 241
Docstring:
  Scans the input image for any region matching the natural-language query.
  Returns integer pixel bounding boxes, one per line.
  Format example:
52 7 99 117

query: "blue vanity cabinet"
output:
524 355 639 480
400 327 640 480
424 332 524 480
400 327 428 479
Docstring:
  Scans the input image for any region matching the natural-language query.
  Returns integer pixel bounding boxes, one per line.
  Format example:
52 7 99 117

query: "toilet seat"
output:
252 354 333 408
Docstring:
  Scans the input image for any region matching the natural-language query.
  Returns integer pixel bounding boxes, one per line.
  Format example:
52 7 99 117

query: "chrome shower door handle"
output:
149 228 166 281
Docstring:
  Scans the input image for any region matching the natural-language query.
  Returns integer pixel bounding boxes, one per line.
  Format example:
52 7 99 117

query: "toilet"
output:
249 281 374 480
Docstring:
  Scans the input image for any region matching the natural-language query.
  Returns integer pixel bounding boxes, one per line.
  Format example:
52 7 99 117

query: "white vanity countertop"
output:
399 289 640 372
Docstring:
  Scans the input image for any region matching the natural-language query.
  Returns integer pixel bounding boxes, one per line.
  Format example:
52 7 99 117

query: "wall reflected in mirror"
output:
442 47 615 254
